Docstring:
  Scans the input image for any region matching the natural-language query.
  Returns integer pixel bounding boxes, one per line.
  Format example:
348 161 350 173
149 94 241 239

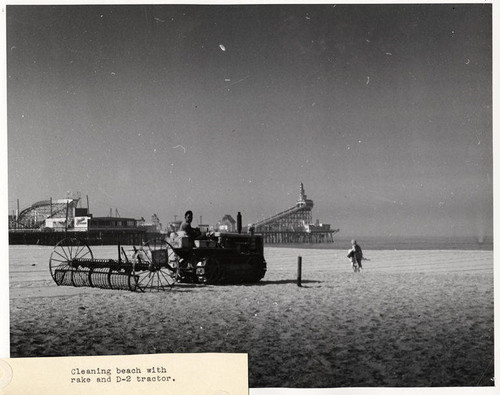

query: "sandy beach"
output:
9 245 494 388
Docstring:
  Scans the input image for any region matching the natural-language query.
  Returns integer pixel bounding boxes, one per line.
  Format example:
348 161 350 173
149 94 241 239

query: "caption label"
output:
70 366 175 384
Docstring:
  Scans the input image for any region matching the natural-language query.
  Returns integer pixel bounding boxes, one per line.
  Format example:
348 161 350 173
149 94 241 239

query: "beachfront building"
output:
216 214 237 232
89 217 138 229
137 214 163 233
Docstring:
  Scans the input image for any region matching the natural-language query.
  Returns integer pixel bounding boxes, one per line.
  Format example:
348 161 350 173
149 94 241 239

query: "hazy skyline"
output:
7 4 492 239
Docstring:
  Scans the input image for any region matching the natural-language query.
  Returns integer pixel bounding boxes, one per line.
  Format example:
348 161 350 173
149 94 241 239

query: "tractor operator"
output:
180 210 202 240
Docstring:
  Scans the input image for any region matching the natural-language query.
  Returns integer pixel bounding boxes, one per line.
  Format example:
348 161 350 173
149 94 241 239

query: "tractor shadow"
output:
170 279 322 291
238 279 322 287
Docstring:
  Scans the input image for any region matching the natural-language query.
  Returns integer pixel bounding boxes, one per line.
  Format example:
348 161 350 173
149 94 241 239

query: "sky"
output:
6 4 492 239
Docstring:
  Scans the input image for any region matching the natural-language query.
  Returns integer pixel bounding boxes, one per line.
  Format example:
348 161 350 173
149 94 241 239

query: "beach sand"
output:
9 245 494 387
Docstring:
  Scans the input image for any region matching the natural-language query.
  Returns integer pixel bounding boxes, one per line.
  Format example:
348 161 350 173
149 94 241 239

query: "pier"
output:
252 183 339 244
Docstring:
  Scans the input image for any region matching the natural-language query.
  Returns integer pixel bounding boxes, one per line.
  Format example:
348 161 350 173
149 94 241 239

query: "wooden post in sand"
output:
297 256 302 287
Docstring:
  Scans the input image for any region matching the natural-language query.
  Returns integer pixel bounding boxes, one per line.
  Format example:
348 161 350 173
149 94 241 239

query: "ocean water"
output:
268 236 493 251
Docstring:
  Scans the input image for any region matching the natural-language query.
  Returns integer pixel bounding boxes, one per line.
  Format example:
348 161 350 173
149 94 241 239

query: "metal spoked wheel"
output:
49 238 93 286
132 238 179 292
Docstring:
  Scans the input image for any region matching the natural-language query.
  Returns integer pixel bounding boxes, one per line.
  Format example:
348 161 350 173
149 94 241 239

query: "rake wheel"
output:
132 238 179 292
49 238 93 286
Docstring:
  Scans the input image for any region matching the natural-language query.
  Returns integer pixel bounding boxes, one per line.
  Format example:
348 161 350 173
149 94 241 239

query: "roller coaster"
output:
15 198 80 229
251 183 339 243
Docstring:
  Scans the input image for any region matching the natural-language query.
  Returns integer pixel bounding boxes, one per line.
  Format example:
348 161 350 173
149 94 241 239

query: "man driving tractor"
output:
179 210 202 240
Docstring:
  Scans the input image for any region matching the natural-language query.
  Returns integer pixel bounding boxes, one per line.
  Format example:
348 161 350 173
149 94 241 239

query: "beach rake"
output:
49 238 178 292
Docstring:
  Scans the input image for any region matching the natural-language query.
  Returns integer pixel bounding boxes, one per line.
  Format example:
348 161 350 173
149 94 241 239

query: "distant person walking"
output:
348 239 364 272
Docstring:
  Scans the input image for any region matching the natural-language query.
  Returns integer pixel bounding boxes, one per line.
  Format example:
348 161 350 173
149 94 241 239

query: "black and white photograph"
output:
3 2 494 392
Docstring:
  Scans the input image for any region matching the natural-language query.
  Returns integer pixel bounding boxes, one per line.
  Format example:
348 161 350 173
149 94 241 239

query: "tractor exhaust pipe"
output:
237 212 242 234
